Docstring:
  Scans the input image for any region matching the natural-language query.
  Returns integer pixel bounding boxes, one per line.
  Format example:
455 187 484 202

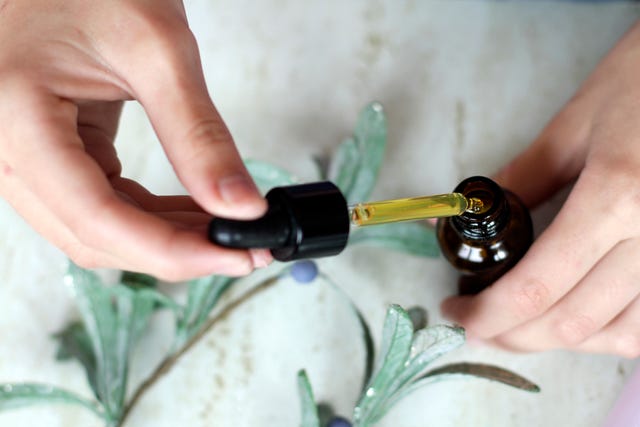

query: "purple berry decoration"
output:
290 260 318 284
327 416 352 427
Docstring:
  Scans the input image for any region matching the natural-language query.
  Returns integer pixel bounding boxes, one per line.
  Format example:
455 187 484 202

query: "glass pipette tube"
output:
349 193 483 227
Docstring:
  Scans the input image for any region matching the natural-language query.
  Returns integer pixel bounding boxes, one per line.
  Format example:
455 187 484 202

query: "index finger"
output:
4 89 255 281
118 20 268 220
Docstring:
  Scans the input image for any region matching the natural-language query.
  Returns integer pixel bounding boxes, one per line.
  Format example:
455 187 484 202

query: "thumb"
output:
132 30 266 219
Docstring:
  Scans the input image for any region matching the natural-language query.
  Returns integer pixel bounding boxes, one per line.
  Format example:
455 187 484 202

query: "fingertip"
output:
249 248 273 269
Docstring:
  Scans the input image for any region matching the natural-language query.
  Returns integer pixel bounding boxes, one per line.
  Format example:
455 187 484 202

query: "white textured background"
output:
1 1 639 426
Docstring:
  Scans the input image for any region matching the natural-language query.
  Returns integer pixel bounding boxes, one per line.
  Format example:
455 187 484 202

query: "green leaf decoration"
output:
370 305 414 386
0 383 103 418
349 305 539 427
369 325 466 423
120 272 158 290
119 272 180 341
53 283 175 404
65 263 156 422
132 288 182 315
354 304 413 425
353 309 376 394
297 370 320 427
378 362 539 416
421 363 541 392
351 307 465 426
330 137 360 198
390 325 465 392
126 288 167 346
320 273 375 393
174 275 235 349
53 322 98 398
245 158 297 194
329 102 387 204
348 222 440 258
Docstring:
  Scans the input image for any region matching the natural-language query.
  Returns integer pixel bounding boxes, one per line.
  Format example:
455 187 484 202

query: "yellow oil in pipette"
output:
349 193 484 226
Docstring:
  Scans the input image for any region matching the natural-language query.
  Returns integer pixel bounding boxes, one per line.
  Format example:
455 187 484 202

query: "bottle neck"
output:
450 176 511 241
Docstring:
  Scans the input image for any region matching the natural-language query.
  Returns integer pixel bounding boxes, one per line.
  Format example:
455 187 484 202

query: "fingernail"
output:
250 249 272 269
218 174 261 205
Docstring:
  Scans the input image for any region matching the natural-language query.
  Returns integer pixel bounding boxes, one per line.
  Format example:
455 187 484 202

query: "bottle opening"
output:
452 176 509 240
464 189 493 215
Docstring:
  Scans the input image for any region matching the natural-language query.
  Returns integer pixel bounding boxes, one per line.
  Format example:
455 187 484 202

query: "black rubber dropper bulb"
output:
209 181 350 262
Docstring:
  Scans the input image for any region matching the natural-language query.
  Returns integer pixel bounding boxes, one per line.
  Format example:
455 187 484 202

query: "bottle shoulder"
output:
436 191 533 273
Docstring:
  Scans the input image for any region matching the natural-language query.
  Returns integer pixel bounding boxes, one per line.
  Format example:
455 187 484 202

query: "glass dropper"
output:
349 193 484 227
208 182 487 261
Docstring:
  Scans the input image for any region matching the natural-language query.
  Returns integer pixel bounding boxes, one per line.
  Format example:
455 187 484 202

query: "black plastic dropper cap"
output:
208 181 350 261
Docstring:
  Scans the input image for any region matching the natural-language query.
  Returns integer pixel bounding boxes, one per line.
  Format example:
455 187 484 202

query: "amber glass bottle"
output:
436 176 533 295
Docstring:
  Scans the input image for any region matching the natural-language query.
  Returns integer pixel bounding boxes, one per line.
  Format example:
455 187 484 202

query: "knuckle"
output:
125 8 199 75
553 314 596 347
509 277 552 319
182 118 234 164
186 118 232 148
613 333 640 359
151 28 198 70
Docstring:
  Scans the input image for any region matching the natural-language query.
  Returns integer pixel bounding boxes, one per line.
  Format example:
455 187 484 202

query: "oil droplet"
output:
466 197 484 213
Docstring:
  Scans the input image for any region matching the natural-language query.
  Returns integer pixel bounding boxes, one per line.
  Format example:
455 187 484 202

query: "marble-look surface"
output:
1 1 639 426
